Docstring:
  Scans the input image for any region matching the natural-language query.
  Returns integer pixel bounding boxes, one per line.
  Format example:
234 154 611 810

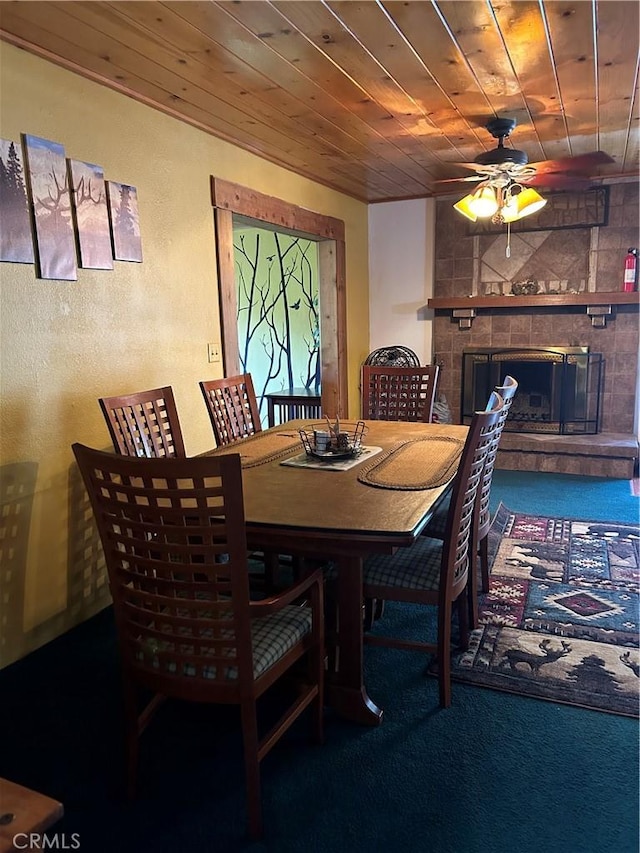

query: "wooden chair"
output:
99 386 186 458
473 375 519 585
200 373 303 589
362 365 440 423
421 376 518 626
200 374 262 446
72 444 325 841
201 373 303 588
359 392 503 708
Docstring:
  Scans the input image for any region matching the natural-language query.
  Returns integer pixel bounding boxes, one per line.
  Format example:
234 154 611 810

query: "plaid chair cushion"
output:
363 536 443 591
249 606 312 677
138 604 312 681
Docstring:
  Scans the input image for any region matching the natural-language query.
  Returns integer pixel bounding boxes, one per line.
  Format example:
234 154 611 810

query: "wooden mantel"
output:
427 291 640 328
427 292 639 309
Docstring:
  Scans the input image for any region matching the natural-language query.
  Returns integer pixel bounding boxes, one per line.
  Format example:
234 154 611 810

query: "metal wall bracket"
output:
452 308 476 329
586 305 612 327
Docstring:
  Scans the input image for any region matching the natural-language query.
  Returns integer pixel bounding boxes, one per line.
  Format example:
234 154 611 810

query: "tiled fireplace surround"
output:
432 181 639 478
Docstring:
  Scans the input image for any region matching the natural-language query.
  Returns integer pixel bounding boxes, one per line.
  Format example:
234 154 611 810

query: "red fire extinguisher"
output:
623 247 638 292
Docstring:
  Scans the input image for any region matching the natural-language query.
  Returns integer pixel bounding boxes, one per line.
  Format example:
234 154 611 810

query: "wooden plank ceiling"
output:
1 0 638 203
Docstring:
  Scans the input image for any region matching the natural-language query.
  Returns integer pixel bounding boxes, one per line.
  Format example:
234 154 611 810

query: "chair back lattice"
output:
441 392 504 599
72 445 256 698
476 375 519 538
362 365 440 423
364 346 420 367
99 386 186 459
200 374 262 447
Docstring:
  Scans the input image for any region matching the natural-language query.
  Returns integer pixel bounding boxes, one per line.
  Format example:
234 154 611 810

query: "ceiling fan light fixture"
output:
500 192 522 223
453 194 478 222
512 187 547 218
503 187 547 222
468 185 499 217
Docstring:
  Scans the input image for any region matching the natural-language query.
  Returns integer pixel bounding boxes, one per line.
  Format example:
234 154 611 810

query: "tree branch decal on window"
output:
235 228 320 421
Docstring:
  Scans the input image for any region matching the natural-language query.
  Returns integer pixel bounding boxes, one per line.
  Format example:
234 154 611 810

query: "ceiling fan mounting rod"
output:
475 117 529 169
486 117 517 140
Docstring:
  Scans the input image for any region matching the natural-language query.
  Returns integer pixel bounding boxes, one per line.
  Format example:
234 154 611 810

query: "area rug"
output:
451 503 640 717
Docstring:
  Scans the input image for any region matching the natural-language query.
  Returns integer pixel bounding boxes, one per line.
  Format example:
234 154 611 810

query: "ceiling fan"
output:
443 117 614 255
438 117 614 194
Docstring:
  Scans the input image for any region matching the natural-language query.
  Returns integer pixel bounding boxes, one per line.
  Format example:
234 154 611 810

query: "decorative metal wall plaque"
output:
468 187 609 235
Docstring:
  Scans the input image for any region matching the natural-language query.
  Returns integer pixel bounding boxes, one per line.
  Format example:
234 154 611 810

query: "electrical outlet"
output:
207 342 221 363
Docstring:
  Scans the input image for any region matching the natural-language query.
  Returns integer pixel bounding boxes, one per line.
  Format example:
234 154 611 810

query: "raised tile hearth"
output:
496 431 638 479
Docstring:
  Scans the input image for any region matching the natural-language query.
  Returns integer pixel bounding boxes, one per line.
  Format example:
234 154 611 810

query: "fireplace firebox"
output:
461 347 603 435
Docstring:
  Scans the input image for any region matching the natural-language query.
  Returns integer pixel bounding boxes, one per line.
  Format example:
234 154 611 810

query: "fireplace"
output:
461 347 604 435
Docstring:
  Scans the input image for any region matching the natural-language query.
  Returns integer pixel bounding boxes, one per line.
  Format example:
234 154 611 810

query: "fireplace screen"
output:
461 347 603 435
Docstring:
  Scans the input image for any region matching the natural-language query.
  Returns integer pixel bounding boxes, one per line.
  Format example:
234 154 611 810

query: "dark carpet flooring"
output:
1 470 638 852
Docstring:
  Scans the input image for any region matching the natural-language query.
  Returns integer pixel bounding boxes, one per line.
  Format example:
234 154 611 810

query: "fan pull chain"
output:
506 221 511 258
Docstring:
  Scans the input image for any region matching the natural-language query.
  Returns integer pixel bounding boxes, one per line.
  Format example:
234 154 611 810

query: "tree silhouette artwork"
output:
22 133 77 280
0 139 34 263
68 160 113 270
235 228 320 419
107 181 142 262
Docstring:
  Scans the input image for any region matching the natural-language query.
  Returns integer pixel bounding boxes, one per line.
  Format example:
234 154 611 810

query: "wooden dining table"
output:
204 418 469 726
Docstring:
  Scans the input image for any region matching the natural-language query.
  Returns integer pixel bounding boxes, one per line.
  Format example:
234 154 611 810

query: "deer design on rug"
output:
505 542 565 582
501 639 572 673
620 651 639 677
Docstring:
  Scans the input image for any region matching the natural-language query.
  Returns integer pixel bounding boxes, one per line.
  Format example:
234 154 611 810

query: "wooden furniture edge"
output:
426 292 640 309
0 778 63 852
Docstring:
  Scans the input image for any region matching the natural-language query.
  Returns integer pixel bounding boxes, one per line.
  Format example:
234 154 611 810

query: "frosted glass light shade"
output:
453 194 478 221
500 194 521 222
468 186 499 217
516 188 547 217
454 184 546 224
503 187 547 222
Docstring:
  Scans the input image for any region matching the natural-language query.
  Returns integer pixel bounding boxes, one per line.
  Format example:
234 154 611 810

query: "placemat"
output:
202 431 301 468
357 435 465 490
281 446 383 472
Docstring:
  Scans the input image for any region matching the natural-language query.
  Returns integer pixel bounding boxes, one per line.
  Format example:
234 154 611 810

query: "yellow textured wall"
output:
0 44 369 668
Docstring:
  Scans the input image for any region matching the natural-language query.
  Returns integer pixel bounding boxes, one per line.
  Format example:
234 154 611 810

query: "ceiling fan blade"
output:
447 162 488 171
522 173 594 190
433 175 484 185
435 147 613 191
528 151 614 174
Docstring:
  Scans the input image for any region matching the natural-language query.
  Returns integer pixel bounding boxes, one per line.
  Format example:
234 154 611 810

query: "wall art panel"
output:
0 138 35 263
68 159 113 270
22 134 77 280
106 181 142 262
